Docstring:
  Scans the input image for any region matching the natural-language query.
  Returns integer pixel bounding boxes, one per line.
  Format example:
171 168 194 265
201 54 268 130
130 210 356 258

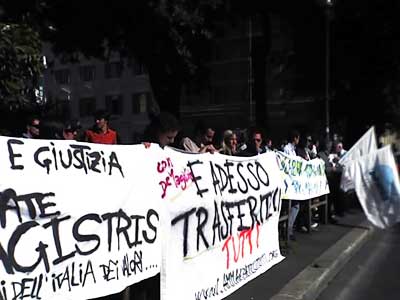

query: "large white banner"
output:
276 152 330 200
340 126 378 191
0 137 163 300
345 145 400 228
160 149 285 300
339 126 377 166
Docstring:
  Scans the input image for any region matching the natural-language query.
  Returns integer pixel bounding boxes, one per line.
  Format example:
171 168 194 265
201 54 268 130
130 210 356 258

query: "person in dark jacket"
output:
142 112 180 148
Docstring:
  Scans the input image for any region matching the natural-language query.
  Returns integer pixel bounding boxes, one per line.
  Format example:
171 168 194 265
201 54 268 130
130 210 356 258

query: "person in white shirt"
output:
335 142 347 158
181 120 217 153
283 132 299 156
283 130 300 241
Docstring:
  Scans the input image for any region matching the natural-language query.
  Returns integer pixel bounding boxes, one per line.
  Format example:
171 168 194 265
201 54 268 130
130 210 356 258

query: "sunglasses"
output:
253 138 261 142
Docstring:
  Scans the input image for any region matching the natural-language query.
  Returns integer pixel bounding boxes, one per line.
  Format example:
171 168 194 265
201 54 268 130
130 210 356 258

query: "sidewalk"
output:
225 207 372 300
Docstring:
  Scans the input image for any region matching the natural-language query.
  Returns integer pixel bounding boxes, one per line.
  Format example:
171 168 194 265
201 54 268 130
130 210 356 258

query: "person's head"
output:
288 130 300 145
145 112 180 147
335 142 344 154
26 116 40 138
223 130 238 151
63 120 81 140
265 137 273 149
306 135 313 148
203 128 215 145
194 120 215 145
94 110 110 132
252 130 263 151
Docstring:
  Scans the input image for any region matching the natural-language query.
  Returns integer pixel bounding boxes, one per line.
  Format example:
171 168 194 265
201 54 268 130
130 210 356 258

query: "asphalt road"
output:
317 223 400 300
225 208 366 300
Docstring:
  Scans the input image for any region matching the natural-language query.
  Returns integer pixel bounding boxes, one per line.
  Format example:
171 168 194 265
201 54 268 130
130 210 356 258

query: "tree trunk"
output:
147 63 182 119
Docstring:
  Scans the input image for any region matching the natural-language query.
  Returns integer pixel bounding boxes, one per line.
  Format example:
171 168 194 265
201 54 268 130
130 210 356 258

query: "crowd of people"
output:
19 110 352 241
14 110 355 300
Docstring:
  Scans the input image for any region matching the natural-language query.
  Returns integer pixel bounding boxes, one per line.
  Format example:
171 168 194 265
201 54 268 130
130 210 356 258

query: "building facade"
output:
42 46 155 144
180 14 323 141
43 13 324 145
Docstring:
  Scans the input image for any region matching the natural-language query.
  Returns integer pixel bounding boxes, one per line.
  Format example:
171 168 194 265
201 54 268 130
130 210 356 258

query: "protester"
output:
265 136 274 151
180 120 217 153
22 115 40 139
219 129 238 155
306 135 318 159
295 134 319 232
379 122 400 156
325 141 347 217
62 120 82 140
131 112 180 300
85 110 118 144
296 135 311 161
335 142 347 158
283 130 301 241
317 141 340 223
239 128 267 156
142 112 180 148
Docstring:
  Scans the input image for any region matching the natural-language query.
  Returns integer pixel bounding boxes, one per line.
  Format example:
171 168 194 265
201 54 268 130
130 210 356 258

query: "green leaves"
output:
0 23 44 109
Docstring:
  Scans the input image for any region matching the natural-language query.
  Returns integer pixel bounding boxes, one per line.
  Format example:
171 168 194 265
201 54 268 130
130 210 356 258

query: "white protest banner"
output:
345 145 400 228
339 126 378 191
275 152 330 200
0 136 163 300
339 126 377 166
160 149 285 300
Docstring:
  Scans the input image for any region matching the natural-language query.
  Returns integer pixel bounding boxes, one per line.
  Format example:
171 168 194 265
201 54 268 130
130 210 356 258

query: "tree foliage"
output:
332 0 400 138
0 22 43 109
3 0 400 134
2 0 224 116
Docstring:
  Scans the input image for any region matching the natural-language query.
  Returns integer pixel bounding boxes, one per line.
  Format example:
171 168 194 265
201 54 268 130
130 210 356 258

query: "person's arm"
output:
181 137 200 152
199 144 217 154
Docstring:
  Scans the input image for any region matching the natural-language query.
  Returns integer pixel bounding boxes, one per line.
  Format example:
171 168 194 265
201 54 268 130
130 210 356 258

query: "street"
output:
224 207 366 300
317 223 400 300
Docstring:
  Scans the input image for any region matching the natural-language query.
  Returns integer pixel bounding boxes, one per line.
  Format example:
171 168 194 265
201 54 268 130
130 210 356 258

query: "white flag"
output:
340 126 378 191
339 126 377 166
345 145 400 228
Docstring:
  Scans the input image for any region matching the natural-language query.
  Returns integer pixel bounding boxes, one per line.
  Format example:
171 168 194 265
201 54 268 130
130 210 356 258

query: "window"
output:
79 97 96 117
133 62 146 76
54 69 71 84
105 95 123 115
105 62 123 79
132 92 151 114
79 65 96 82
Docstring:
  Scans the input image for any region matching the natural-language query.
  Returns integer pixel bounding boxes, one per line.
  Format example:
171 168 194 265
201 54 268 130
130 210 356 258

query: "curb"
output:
270 221 374 300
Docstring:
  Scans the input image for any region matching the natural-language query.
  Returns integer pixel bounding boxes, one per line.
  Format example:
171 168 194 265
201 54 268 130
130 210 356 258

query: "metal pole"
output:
249 16 253 125
325 6 331 145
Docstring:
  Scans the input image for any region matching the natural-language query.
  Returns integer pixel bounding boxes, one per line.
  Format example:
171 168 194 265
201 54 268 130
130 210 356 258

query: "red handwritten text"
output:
221 224 260 269
157 157 194 198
